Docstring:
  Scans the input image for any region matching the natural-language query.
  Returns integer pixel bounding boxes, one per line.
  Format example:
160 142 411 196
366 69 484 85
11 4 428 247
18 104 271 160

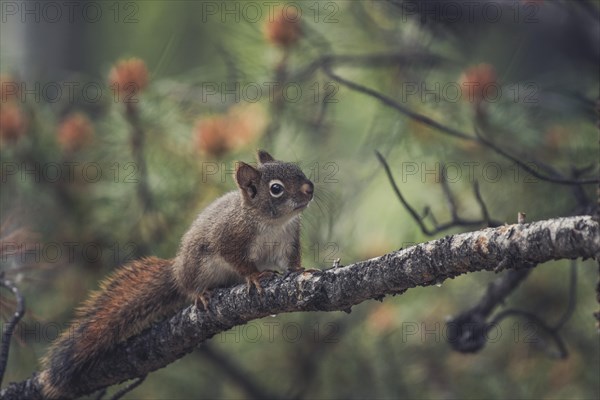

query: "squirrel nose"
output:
301 182 314 198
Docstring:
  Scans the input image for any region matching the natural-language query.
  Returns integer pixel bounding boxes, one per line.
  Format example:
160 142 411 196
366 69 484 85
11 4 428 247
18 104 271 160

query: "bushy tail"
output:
40 257 186 398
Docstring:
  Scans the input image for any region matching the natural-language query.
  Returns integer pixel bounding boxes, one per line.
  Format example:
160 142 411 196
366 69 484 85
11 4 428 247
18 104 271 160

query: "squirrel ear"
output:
257 150 275 164
235 162 261 199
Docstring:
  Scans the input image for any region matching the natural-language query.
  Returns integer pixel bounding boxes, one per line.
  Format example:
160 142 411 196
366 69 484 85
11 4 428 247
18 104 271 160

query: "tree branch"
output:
291 51 450 82
594 97 600 326
375 151 502 234
323 64 598 186
197 344 278 400
1 216 598 399
322 64 472 141
0 277 26 387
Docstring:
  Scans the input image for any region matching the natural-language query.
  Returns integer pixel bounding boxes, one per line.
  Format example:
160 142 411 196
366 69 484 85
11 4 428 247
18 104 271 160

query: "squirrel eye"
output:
269 180 285 197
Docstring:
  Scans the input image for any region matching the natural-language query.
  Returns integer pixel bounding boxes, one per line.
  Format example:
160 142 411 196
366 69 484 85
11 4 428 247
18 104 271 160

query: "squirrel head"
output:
235 150 314 222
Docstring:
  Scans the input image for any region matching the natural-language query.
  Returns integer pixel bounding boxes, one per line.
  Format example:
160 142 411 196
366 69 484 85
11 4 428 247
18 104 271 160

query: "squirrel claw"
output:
194 290 211 310
245 270 277 295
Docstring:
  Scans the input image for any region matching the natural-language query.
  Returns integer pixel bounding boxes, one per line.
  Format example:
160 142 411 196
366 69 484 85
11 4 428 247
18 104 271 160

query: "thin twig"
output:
482 269 533 317
216 44 239 85
554 261 577 330
489 309 568 359
292 51 449 82
108 375 147 400
423 206 440 229
446 268 532 353
474 129 597 185
375 150 433 235
197 345 277 400
0 278 26 387
324 64 472 141
440 165 459 220
324 64 598 186
473 180 494 227
452 259 579 357
263 48 290 146
289 316 349 399
125 103 153 213
376 151 501 235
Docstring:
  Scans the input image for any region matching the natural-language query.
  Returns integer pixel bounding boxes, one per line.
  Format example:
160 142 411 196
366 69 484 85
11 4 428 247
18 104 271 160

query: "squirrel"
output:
39 150 314 398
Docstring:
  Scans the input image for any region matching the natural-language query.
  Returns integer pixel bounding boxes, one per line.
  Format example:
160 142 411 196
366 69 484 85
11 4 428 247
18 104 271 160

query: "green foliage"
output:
1 1 598 398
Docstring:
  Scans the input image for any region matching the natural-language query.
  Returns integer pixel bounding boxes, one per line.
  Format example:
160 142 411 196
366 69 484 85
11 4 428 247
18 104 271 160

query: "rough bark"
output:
1 216 598 399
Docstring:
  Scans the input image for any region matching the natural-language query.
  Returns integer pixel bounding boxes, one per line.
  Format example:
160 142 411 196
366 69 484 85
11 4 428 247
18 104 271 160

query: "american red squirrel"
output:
40 150 314 398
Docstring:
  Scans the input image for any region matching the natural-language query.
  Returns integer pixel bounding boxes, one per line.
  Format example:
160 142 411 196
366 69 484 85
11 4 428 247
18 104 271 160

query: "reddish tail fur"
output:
40 257 186 398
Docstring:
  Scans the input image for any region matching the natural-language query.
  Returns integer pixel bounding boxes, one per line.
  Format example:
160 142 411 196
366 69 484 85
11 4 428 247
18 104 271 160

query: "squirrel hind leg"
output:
40 323 98 399
39 369 67 400
39 356 77 399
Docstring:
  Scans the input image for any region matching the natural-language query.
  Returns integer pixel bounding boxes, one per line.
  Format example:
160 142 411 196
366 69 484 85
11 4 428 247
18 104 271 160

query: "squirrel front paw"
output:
245 270 279 294
194 289 212 310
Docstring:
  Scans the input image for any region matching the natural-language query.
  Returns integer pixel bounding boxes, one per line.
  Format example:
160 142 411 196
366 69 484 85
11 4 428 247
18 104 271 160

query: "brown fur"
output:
40 151 313 398
40 257 185 398
172 151 313 299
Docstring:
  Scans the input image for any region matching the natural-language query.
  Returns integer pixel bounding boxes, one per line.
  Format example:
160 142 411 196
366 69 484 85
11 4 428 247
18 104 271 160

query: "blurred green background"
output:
1 1 598 399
